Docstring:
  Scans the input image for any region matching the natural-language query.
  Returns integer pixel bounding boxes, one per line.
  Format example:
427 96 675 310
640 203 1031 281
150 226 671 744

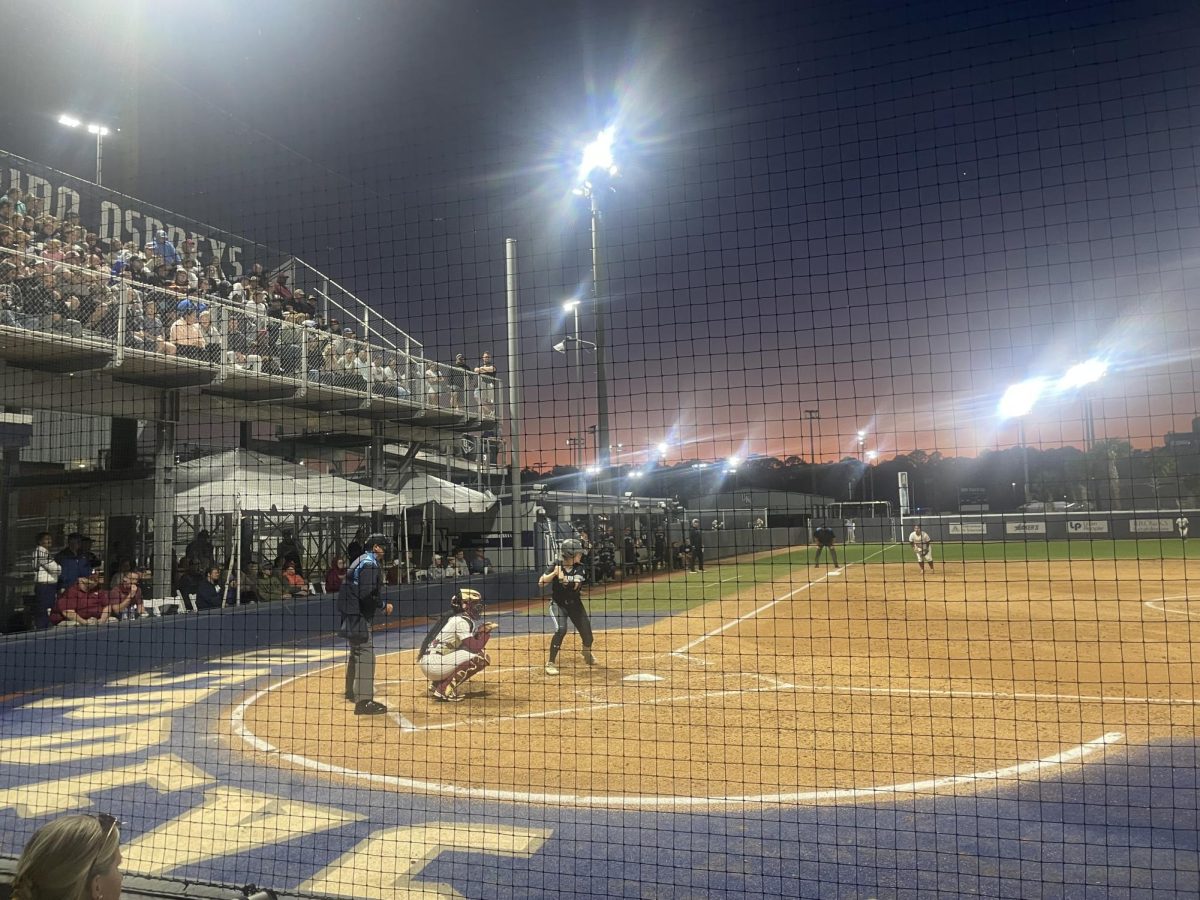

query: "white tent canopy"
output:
176 449 398 516
391 471 498 516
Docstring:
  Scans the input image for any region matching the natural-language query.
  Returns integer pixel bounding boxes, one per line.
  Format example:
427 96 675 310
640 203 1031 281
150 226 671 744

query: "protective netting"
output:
1 1 1199 898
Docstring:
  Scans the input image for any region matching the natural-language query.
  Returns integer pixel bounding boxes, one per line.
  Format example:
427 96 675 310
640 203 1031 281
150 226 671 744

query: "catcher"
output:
908 523 935 575
418 588 497 702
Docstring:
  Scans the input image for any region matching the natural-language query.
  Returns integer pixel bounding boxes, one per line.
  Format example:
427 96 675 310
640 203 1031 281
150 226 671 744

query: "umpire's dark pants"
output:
340 614 376 701
814 543 839 566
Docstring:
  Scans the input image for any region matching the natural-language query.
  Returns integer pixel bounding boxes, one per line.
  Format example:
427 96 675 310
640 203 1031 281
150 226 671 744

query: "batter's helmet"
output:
450 587 484 615
560 538 584 557
364 533 390 554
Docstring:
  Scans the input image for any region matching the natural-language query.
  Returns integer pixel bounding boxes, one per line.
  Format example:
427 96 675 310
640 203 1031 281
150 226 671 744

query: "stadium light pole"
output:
573 126 618 466
856 430 866 501
564 298 584 465
866 449 877 505
803 409 821 498
1060 358 1108 451
58 114 110 185
999 378 1046 506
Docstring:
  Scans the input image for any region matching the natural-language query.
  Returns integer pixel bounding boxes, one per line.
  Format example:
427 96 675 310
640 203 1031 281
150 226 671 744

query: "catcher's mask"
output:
450 588 484 616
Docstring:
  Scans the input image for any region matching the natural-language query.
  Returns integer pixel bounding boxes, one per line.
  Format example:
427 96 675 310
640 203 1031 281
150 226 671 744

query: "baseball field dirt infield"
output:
231 554 1199 806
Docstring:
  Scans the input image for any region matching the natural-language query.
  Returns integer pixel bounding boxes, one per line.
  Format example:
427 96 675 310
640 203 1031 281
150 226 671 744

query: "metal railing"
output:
0 246 496 419
274 256 422 356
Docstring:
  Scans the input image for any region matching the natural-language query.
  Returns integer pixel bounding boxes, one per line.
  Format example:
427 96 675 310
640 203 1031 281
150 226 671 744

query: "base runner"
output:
908 524 935 574
418 588 497 703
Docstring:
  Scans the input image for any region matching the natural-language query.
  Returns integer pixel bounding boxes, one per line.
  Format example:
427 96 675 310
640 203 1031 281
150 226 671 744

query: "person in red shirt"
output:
324 557 347 595
109 571 145 618
53 574 127 625
281 562 309 597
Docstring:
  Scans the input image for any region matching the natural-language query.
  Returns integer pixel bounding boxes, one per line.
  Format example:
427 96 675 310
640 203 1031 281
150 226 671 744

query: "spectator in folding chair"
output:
195 565 227 610
110 570 146 617
325 556 348 595
281 562 310 597
169 301 207 360
257 562 285 602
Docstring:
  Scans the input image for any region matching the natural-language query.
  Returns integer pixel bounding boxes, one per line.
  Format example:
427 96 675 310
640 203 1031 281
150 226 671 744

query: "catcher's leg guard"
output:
435 654 489 699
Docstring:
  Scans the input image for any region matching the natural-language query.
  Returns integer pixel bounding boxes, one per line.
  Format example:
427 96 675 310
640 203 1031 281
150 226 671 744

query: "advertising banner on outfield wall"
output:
1 148 269 275
1006 521 1047 534
1067 520 1110 534
949 522 988 535
1130 518 1175 533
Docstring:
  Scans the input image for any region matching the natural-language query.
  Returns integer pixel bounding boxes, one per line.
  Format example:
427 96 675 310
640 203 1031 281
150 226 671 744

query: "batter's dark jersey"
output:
547 562 587 607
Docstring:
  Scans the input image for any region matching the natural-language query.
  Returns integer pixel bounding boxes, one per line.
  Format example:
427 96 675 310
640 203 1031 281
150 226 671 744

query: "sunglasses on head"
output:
96 812 118 837
87 812 119 875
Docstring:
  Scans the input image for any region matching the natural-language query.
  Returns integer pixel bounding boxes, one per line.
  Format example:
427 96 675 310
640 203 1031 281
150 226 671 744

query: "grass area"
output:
521 547 814 616
519 539 1198 618
836 539 1200 564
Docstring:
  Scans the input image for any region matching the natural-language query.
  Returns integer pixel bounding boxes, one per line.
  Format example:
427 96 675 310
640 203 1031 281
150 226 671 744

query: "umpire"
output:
336 533 393 715
812 522 839 569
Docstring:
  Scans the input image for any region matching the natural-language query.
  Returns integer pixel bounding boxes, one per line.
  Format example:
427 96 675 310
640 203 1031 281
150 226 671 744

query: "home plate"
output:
623 673 664 683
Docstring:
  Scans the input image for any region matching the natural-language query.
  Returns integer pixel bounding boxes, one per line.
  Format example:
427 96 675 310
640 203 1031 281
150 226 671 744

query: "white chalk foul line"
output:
1143 595 1199 619
672 544 894 656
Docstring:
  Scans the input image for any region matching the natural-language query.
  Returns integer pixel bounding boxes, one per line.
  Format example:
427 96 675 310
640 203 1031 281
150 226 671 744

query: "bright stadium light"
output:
629 470 643 479
657 441 670 457
1059 358 1108 391
576 125 618 186
998 377 1047 419
57 112 111 184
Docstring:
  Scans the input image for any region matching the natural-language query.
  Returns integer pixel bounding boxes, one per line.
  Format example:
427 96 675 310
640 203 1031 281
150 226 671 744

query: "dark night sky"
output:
2 0 1199 468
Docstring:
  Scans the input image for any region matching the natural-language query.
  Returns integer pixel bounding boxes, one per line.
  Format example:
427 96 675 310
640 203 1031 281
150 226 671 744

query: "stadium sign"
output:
1130 518 1174 533
949 522 988 535
2 149 252 275
1067 520 1109 533
1006 521 1047 534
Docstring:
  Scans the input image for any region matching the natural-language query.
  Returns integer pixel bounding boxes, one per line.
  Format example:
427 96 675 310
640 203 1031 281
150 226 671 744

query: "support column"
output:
369 426 385 533
151 393 179 603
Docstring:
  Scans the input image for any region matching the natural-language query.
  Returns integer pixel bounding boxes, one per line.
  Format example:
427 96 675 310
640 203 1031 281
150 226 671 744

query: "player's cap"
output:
364 533 390 554
560 538 583 557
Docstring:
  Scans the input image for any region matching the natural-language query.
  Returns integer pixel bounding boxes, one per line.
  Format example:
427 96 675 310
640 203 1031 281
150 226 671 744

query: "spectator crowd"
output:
25 523 506 631
0 195 499 411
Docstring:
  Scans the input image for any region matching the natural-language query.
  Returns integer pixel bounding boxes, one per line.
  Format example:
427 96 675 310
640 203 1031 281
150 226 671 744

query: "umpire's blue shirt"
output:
336 552 384 620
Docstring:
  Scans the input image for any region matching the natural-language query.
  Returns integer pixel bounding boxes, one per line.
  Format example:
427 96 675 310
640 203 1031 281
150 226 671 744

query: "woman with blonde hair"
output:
12 812 124 900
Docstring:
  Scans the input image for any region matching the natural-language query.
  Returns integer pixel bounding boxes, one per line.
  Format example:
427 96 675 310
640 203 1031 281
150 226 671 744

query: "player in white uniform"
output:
845 518 857 543
417 588 497 702
908 524 934 575
1176 515 1190 541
